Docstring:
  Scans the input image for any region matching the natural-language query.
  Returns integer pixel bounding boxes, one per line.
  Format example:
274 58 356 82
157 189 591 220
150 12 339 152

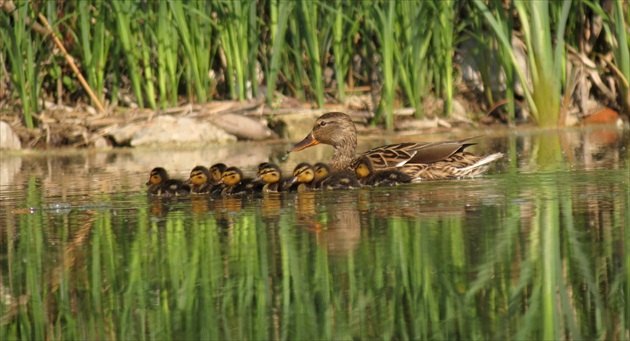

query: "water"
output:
1 127 628 340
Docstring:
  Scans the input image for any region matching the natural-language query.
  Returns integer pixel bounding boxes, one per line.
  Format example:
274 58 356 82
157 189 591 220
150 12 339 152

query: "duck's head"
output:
354 156 374 179
255 163 282 184
313 163 331 181
291 162 315 184
147 167 168 186
187 165 210 186
220 167 243 186
289 112 357 153
209 163 227 184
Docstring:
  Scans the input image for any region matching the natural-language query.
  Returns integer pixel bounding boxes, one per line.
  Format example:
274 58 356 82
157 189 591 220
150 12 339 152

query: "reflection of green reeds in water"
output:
2 169 627 339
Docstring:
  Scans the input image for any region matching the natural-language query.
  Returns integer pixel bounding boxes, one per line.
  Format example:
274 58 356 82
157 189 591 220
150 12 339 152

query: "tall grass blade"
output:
111 0 145 108
265 1 293 107
0 2 39 128
372 1 396 131
296 0 326 108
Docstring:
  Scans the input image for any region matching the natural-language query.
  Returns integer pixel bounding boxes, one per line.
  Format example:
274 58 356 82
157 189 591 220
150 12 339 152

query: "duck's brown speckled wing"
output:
359 137 479 169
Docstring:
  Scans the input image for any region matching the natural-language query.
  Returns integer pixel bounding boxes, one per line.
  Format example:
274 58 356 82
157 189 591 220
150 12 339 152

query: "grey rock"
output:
130 116 236 147
106 123 145 145
0 121 21 150
211 113 277 140
278 110 326 140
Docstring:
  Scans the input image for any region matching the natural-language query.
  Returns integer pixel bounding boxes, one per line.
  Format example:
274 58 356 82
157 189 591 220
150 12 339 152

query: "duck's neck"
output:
329 135 357 171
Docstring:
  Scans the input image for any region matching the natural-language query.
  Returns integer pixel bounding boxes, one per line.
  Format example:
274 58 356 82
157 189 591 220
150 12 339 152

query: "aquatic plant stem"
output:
38 13 106 113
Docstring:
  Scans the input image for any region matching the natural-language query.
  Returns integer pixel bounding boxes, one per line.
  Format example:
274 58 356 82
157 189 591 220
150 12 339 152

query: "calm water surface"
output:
1 127 628 340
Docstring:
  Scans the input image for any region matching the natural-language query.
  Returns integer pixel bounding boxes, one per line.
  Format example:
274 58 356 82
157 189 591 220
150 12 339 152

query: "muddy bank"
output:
0 97 625 151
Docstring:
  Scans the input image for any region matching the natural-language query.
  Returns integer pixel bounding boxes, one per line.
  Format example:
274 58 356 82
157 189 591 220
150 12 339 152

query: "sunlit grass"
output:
1 0 628 129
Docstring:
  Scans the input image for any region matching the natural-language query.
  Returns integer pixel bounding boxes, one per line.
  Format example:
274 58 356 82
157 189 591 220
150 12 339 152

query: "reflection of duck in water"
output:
220 167 263 196
354 156 413 187
289 112 503 180
313 163 361 190
190 195 211 215
146 167 189 197
313 191 363 256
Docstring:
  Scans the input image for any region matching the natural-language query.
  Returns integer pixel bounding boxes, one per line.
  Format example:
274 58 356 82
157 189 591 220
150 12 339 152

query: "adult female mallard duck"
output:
354 156 413 187
289 112 503 180
255 162 294 192
219 166 264 196
146 167 190 197
185 165 213 194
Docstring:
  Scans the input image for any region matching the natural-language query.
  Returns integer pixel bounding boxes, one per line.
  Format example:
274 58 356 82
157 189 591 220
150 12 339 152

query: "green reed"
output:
76 0 110 106
156 1 179 108
2 1 629 130
0 1 39 128
585 0 630 115
264 0 292 107
371 1 396 130
111 0 146 108
295 0 326 108
431 0 457 118
168 1 215 104
328 0 362 103
475 0 571 127
466 0 517 124
216 0 261 101
395 1 432 119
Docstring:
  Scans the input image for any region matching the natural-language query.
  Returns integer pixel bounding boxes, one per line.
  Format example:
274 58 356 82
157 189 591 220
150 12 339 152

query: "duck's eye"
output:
319 121 327 127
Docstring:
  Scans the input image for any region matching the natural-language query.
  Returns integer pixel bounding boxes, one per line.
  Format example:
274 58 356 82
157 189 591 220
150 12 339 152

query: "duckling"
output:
255 162 294 192
313 162 361 190
185 165 213 194
354 156 413 186
209 163 228 195
209 163 227 185
219 166 264 196
146 167 190 197
291 162 316 192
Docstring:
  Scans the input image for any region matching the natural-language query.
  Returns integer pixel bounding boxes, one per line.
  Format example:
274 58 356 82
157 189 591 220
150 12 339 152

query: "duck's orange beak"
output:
289 132 319 152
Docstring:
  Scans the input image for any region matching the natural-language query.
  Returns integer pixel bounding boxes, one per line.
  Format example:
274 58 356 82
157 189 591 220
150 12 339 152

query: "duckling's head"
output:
313 162 331 180
209 163 227 184
188 165 210 186
147 167 169 186
292 162 314 184
354 156 374 179
220 167 243 186
256 163 282 184
290 112 357 152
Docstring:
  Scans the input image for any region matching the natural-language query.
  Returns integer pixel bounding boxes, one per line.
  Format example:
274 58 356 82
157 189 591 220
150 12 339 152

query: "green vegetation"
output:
0 1 628 129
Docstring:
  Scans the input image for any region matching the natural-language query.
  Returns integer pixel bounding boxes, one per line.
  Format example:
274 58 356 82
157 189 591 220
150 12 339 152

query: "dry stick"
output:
37 13 106 113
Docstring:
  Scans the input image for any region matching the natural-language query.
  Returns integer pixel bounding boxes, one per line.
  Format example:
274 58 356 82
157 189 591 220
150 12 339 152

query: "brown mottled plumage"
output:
255 162 294 192
313 163 361 190
219 167 263 196
289 112 503 180
185 165 213 194
146 167 190 197
354 156 413 187
290 162 316 192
